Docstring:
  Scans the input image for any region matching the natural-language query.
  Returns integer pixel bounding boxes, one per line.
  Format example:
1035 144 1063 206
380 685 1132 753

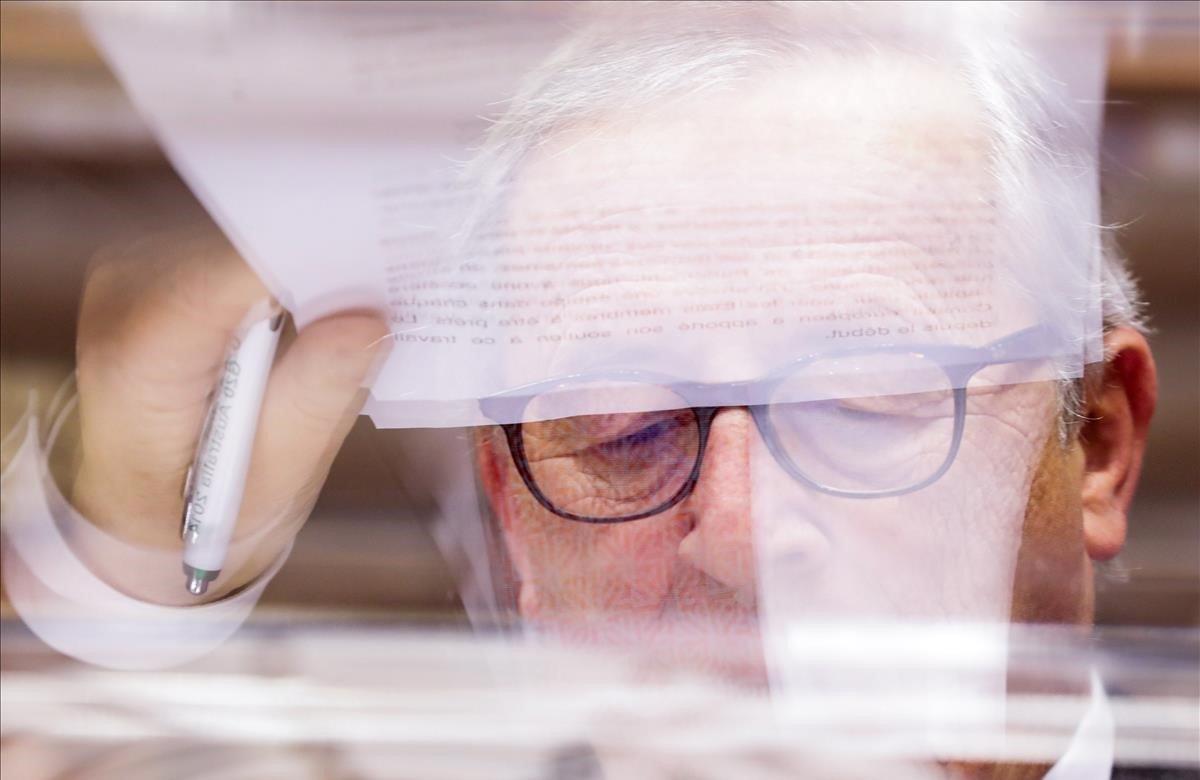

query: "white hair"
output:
461 1 1147 441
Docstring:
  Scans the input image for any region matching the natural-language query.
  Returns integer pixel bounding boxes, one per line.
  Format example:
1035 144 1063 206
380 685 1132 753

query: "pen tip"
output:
182 564 218 596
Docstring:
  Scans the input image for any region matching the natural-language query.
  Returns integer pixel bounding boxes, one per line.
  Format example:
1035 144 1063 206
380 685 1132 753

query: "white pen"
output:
180 301 285 595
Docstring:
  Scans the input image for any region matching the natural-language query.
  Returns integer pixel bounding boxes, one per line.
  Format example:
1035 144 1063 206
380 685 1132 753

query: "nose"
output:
676 408 758 599
677 407 835 601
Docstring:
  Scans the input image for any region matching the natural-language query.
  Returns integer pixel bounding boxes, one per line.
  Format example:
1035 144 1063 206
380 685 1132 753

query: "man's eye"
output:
834 390 953 417
829 401 889 420
596 418 674 452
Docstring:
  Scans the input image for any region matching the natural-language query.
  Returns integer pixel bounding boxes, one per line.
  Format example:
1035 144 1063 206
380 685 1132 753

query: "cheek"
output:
752 385 1056 621
922 395 1059 612
1009 433 1090 624
938 410 1053 588
956 382 1060 534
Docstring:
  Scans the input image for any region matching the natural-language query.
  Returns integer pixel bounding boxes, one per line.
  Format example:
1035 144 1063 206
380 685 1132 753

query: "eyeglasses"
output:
479 325 1057 523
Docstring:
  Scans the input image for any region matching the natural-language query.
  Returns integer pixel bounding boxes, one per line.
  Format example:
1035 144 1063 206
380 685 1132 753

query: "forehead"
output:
509 54 994 249
492 53 1033 385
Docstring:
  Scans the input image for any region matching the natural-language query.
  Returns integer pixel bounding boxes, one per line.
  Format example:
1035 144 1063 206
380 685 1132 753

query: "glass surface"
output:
2 3 1197 778
766 353 958 494
509 351 968 520
520 387 700 521
518 384 700 518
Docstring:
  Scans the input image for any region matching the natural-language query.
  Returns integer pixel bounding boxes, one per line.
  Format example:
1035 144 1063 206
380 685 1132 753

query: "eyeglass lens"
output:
513 352 961 521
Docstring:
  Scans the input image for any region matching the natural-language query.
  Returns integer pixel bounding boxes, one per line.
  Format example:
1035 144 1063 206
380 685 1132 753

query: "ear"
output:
1079 327 1157 561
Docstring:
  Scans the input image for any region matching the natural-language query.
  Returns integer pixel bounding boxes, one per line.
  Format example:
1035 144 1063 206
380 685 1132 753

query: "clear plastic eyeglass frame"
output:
479 324 1060 523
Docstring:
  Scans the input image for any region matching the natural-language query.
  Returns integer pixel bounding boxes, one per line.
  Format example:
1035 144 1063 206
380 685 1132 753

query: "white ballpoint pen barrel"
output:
181 305 283 595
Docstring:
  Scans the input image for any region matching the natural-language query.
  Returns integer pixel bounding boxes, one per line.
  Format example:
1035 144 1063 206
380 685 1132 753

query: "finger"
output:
238 309 392 536
75 232 269 510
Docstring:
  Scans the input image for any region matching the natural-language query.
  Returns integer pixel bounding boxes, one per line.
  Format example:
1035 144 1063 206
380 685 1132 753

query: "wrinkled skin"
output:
474 55 1156 776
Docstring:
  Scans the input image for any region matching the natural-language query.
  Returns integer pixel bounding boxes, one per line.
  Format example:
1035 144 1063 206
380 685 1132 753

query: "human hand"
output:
68 230 390 604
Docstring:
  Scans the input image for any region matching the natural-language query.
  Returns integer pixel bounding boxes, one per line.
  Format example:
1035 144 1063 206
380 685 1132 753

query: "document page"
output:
86 2 1105 428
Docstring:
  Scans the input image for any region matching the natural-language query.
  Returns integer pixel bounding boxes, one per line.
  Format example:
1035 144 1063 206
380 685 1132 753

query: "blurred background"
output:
1 2 1196 776
5 0 1194 629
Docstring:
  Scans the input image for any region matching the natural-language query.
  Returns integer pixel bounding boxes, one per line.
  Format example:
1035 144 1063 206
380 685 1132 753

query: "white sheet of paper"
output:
85 2 1104 428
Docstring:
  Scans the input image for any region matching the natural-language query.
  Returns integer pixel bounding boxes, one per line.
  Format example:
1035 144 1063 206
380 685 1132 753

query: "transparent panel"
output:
2 3 1195 780
522 388 699 521
765 353 958 494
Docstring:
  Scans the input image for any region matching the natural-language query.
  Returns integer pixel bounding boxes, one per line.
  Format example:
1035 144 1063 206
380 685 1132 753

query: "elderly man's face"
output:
475 57 1098 669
